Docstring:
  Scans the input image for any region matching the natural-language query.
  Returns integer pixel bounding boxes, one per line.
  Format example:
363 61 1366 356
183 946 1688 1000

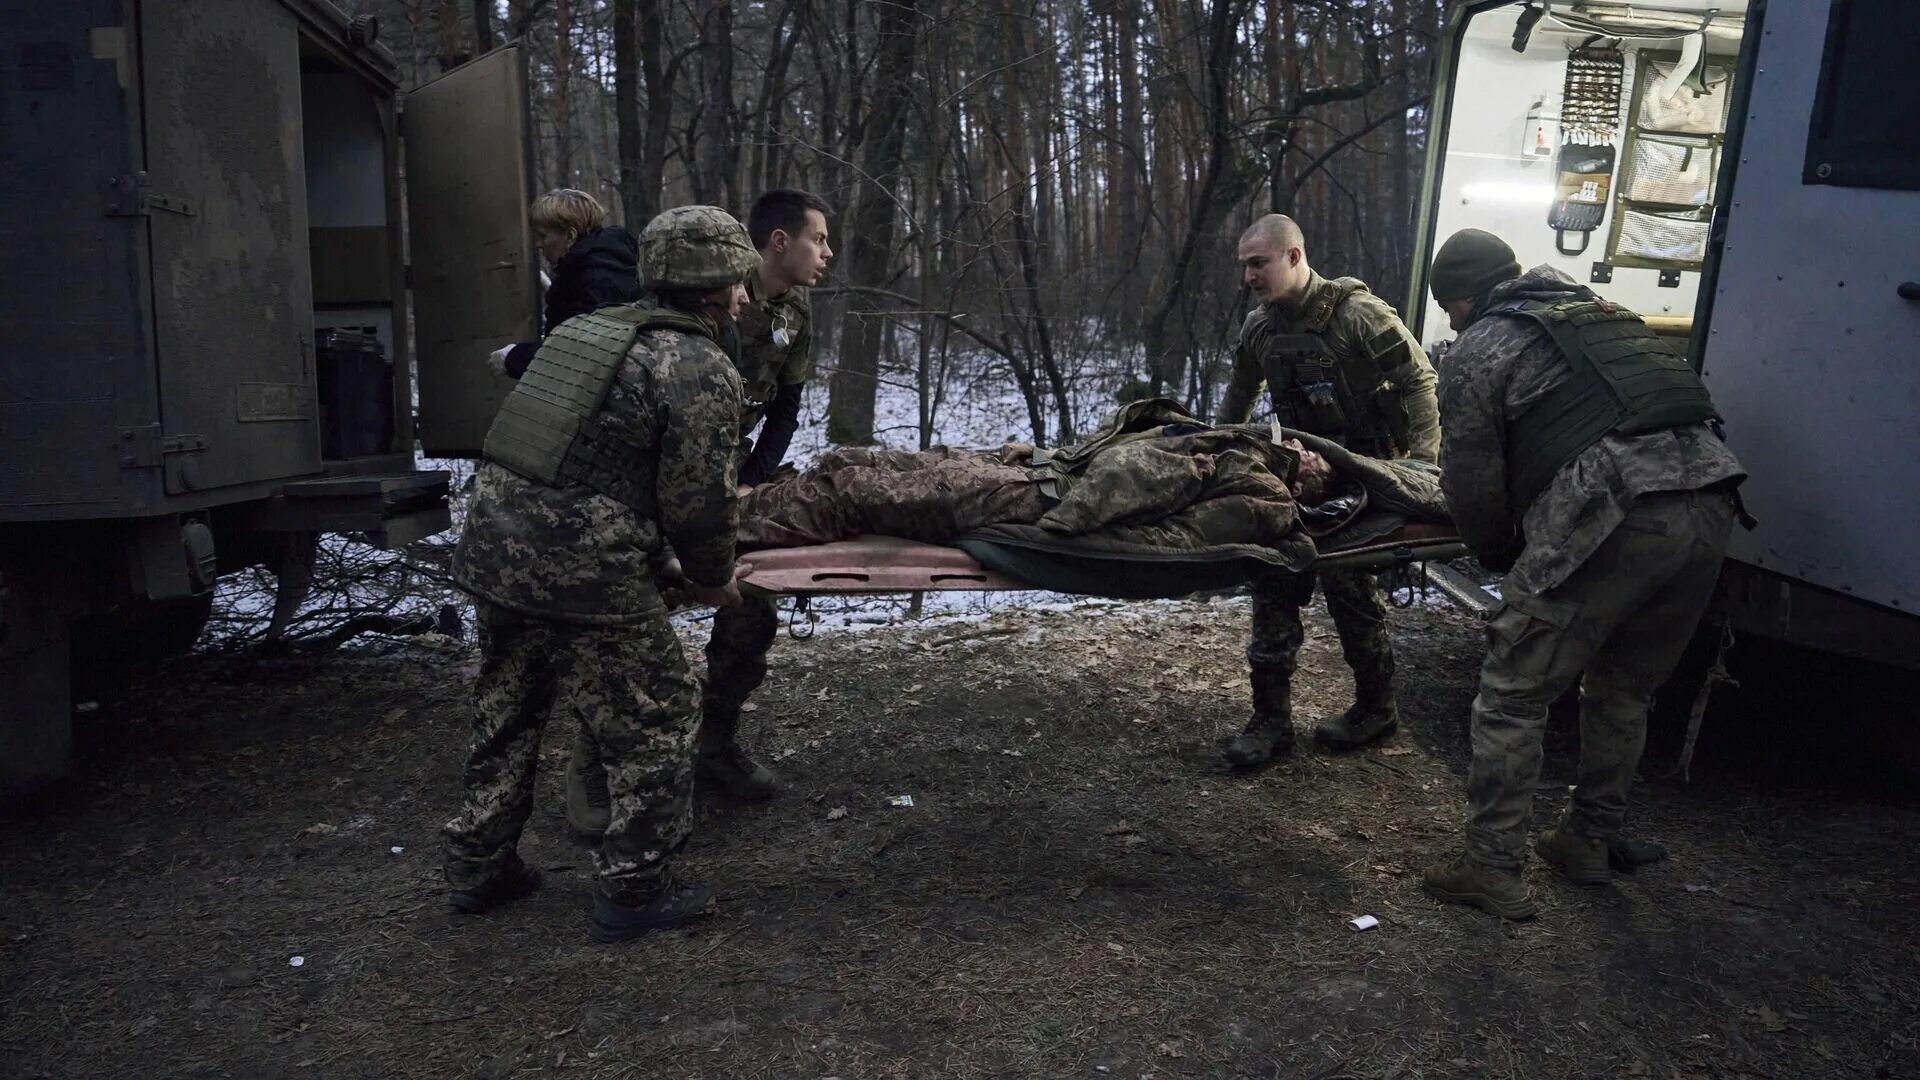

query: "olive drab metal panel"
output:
140 0 322 495
403 45 538 457
0 0 157 518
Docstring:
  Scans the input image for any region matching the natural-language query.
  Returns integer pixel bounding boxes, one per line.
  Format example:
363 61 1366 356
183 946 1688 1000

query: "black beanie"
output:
1430 228 1522 303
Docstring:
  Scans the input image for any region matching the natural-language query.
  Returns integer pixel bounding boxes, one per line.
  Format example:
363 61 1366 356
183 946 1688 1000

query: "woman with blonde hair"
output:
488 188 641 378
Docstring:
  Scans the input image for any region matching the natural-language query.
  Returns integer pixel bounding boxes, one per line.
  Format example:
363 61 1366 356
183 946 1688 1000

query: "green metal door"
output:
404 46 539 457
140 0 320 494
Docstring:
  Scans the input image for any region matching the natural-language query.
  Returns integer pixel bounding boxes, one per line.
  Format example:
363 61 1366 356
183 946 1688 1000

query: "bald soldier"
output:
1217 214 1440 769
1418 230 1746 919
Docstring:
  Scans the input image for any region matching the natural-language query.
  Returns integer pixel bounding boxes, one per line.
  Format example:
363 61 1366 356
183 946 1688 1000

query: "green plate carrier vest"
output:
1500 297 1720 514
1260 279 1409 456
482 305 711 514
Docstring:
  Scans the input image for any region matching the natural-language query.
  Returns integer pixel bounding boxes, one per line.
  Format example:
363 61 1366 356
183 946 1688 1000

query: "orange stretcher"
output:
741 523 1466 597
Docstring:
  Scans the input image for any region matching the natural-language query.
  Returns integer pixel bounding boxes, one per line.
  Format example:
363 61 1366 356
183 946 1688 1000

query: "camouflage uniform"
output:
700 275 815 786
1436 266 1744 872
737 446 1045 550
1217 272 1439 760
445 207 750 908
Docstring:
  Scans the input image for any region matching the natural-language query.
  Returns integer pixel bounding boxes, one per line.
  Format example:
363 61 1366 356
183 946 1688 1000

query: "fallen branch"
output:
921 625 1022 650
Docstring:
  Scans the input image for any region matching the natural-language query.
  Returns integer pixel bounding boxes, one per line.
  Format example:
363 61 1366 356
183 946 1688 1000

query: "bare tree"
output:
691 0 738 206
826 0 922 445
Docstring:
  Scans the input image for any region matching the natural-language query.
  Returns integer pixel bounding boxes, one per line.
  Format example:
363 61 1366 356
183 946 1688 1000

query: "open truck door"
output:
403 45 539 457
143 0 322 494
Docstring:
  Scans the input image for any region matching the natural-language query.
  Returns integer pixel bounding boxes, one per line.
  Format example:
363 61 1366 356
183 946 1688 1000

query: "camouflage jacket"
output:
1219 271 1441 463
734 275 812 441
1437 265 1745 593
452 324 743 624
737 398 1304 561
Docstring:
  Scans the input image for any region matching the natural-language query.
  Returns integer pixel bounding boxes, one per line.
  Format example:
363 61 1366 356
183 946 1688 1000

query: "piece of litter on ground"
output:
1349 914 1380 932
289 956 305 968
389 846 404 855
826 806 848 821
299 823 337 837
887 795 914 808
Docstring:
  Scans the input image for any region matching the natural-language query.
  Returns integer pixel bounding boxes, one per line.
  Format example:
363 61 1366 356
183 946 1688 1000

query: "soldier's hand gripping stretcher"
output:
655 553 754 610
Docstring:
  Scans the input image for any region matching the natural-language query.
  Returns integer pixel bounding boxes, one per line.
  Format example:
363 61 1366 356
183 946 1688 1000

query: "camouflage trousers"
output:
444 600 700 904
700 590 780 744
1249 566 1395 699
1465 489 1736 869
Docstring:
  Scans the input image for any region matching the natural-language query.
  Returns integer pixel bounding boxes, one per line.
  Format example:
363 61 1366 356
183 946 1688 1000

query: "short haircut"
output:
747 188 833 249
529 188 607 237
1239 213 1305 254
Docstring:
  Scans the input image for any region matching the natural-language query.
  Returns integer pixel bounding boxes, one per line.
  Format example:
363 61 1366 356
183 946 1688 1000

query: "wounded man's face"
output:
1282 437 1336 504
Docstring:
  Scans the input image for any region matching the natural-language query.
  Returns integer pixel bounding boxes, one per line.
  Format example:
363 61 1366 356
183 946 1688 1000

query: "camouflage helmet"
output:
639 205 760 290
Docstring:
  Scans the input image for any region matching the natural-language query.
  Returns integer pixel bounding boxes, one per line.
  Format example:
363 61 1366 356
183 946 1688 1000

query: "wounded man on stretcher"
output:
726 398 1462 599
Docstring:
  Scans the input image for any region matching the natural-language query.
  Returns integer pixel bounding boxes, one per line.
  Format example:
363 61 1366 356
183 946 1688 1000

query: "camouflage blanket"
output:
733 399 1453 583
738 399 1311 569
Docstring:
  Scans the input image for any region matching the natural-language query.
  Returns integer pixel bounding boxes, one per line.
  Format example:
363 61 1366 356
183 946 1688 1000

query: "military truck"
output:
1409 0 1920 669
1 0 542 794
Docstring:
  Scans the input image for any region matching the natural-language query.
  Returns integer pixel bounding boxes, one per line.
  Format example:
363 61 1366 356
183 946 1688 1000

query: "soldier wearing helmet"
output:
564 191 834 833
442 206 759 942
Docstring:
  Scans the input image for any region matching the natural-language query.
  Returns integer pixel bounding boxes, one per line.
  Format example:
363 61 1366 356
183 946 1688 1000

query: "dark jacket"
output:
503 226 642 378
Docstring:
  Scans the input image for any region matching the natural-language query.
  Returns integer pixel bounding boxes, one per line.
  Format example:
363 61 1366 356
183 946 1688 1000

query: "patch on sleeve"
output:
1365 327 1413 368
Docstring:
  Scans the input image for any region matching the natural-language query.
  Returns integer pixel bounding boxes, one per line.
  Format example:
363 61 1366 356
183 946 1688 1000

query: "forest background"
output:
368 0 1448 449
204 0 1453 647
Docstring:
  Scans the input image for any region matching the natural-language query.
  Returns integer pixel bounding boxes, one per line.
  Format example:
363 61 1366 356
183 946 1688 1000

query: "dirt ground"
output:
3 593 1917 1080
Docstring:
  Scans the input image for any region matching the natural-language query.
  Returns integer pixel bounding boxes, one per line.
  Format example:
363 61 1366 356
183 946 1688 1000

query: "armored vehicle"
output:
2 0 541 794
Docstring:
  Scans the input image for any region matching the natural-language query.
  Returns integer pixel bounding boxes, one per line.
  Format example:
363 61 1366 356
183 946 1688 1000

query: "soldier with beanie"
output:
1419 228 1747 920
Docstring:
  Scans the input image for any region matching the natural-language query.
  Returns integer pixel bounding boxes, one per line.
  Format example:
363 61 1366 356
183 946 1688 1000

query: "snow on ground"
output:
210 350 1157 647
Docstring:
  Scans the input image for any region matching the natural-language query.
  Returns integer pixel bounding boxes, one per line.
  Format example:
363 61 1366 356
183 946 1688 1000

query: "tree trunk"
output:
633 0 670 223
613 0 644 226
1143 0 1255 397
472 0 496 52
554 0 574 184
1116 0 1145 334
693 0 737 206
436 0 468 70
827 0 921 446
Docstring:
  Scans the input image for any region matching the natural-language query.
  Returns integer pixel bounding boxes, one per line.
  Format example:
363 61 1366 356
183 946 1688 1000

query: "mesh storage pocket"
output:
1621 135 1717 206
1636 59 1733 135
1614 207 1711 265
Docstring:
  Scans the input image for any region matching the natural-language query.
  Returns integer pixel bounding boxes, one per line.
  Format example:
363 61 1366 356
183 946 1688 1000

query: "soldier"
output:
563 190 833 833
442 206 757 942
1217 214 1440 769
1417 230 1746 920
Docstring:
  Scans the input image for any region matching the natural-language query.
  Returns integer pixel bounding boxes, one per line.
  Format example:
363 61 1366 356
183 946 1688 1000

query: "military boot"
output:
1223 664 1296 770
565 734 611 838
1421 856 1537 921
1536 819 1611 886
694 704 781 801
589 882 714 943
1312 669 1399 751
448 859 543 915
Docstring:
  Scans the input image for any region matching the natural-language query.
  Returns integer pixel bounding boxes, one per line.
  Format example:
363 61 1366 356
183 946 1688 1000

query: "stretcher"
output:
741 523 1467 598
